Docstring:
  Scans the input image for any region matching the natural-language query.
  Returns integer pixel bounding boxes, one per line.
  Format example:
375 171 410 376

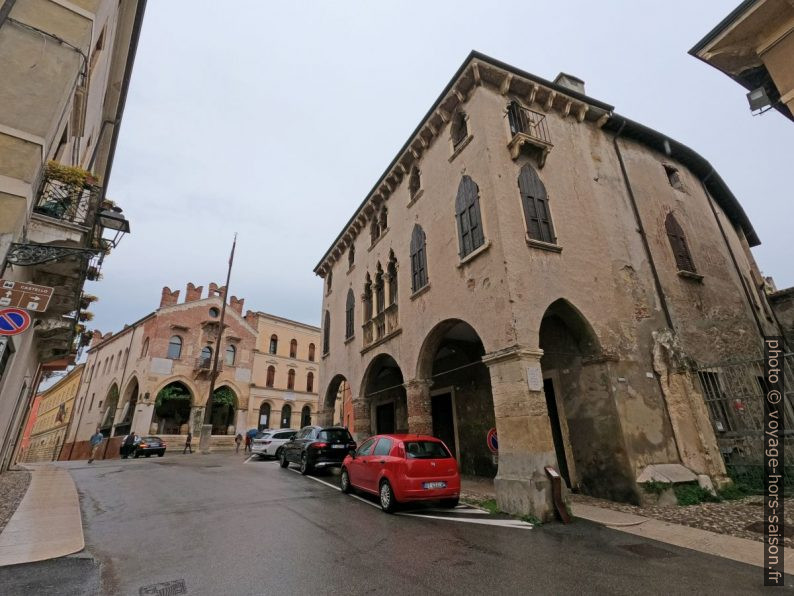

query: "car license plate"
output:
331 444 345 449
423 481 446 490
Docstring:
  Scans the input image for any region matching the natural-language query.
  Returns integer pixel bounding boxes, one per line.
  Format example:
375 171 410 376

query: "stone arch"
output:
99 383 120 436
151 380 194 435
210 384 239 435
258 400 273 430
359 353 408 437
538 298 635 502
415 319 496 477
114 375 140 435
321 374 349 427
301 404 312 427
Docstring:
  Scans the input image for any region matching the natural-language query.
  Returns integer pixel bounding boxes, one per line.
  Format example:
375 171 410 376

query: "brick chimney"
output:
185 282 203 302
230 296 244 315
160 286 180 307
244 310 258 328
90 330 103 347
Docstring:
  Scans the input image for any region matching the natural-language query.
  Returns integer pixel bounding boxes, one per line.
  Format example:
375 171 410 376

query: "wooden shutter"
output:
665 214 695 272
519 165 554 243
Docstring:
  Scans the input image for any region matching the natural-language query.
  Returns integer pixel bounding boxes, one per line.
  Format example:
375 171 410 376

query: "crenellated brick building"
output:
60 282 319 459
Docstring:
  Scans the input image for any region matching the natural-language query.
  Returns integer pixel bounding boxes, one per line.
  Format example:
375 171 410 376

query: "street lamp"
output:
98 207 131 247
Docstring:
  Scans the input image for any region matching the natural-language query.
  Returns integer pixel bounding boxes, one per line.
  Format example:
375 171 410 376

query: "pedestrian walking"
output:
183 431 193 454
244 433 252 453
235 432 242 453
88 429 104 463
121 432 137 459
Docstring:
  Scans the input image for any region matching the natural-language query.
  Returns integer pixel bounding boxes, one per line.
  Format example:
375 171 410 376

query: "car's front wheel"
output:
279 450 289 468
379 480 397 513
440 497 459 509
157 451 165 457
299 453 312 475
340 468 352 494
134 451 140 459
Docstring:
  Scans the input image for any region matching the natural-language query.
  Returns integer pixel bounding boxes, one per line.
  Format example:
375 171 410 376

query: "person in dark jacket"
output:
122 432 137 459
235 433 243 453
183 431 193 454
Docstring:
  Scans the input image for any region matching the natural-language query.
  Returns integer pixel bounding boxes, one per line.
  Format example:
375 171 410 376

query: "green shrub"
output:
641 480 672 495
718 483 749 501
673 483 720 506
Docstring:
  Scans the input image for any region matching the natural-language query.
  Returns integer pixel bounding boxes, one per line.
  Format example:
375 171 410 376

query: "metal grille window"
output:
451 110 468 148
409 167 421 199
519 164 555 243
387 252 398 305
345 289 355 339
665 213 696 272
410 224 428 291
455 176 485 258
375 265 385 313
363 275 373 320
323 310 330 354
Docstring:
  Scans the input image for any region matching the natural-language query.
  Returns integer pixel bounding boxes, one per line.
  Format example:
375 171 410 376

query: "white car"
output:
252 429 298 459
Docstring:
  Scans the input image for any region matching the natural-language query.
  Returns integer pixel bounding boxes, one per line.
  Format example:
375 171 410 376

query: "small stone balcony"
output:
506 102 553 166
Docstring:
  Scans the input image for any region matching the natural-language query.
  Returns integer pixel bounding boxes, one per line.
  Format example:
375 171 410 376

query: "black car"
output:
130 436 166 458
280 426 356 475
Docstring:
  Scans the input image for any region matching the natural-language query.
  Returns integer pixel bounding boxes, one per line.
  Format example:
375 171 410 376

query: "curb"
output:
0 465 85 567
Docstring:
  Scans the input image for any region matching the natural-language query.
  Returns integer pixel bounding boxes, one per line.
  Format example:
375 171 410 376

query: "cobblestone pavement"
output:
0 470 31 534
571 493 794 548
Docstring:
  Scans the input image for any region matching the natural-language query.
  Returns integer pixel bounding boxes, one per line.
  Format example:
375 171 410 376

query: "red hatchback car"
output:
340 434 461 513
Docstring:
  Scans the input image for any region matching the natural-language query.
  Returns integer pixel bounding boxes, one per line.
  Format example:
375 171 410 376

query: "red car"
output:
340 434 460 513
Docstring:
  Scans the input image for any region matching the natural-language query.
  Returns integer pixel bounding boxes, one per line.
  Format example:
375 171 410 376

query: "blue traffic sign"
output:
0 308 31 336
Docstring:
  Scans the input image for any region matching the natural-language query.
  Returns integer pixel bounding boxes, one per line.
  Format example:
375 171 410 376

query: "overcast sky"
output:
89 0 794 335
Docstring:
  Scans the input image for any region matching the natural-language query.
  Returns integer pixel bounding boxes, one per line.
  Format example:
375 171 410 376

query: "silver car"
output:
252 429 298 459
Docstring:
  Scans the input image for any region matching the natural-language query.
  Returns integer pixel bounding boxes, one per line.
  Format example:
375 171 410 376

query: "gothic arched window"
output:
410 224 428 292
455 176 484 258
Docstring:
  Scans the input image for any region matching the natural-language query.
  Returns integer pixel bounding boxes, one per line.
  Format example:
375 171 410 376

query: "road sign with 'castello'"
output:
0 279 54 312
0 308 32 336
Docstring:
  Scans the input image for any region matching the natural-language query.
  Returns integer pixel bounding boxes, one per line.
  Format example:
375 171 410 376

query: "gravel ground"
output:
571 493 794 548
0 470 31 534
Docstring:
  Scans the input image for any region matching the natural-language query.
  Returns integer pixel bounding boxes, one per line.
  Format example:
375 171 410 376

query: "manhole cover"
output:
745 521 794 538
139 578 187 595
619 543 677 559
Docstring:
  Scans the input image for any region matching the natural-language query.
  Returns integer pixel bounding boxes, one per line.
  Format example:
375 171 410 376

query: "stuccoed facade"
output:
314 52 782 520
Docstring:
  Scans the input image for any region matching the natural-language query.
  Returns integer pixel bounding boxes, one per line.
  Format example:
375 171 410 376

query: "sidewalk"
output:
571 502 794 570
0 464 84 567
459 477 791 570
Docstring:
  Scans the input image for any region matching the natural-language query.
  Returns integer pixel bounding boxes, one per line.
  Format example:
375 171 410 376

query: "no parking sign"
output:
0 308 31 336
487 427 498 453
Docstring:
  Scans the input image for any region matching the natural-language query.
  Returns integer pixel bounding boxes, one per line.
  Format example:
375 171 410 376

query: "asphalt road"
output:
20 452 779 595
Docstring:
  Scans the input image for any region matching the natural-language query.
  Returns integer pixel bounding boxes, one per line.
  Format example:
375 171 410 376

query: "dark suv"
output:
280 426 356 475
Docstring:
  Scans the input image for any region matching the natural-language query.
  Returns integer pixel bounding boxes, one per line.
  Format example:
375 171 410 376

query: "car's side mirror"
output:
349 449 356 458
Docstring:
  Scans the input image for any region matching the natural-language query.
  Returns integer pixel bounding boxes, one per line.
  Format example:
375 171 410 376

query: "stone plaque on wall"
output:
150 357 173 375
235 367 251 382
526 364 543 392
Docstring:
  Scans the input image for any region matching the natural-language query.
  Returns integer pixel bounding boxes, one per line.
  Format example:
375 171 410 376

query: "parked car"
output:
252 429 297 459
130 436 166 458
340 434 460 513
279 426 356 474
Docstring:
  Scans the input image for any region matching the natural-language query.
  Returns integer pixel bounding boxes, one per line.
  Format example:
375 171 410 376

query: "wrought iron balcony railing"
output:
196 357 223 372
506 102 553 165
33 173 101 227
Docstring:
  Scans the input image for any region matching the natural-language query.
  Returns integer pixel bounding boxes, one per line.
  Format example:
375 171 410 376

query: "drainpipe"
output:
611 121 674 330
0 0 17 27
701 176 789 350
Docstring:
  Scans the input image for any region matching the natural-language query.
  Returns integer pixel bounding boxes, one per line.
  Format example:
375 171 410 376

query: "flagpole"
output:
200 234 237 452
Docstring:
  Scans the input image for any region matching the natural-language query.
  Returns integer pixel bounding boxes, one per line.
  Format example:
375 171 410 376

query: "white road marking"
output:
283 467 533 526
397 512 532 529
243 456 255 464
